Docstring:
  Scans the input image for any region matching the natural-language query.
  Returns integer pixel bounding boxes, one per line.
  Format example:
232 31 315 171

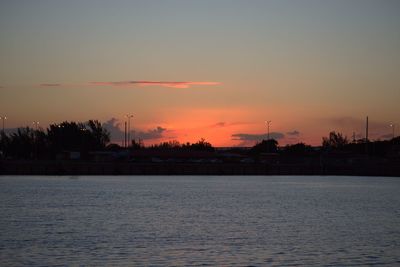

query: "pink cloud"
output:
90 81 220 89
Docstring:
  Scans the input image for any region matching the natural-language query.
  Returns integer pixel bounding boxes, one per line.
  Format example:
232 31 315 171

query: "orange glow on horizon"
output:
126 107 325 147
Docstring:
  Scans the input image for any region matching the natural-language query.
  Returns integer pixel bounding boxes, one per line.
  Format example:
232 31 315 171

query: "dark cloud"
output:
90 81 220 89
134 127 166 140
286 130 300 136
102 118 166 142
40 83 62 87
232 132 285 141
102 118 124 141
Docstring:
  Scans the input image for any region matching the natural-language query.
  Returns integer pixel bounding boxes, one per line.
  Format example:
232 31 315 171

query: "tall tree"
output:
322 131 349 150
250 139 278 154
87 120 110 149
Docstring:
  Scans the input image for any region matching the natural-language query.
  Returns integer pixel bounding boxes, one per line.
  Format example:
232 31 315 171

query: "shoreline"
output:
1 160 399 177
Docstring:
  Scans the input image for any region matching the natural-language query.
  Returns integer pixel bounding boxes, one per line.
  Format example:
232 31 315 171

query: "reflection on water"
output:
0 175 399 266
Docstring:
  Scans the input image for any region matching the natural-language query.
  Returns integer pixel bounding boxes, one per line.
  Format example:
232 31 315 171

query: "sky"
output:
1 0 399 146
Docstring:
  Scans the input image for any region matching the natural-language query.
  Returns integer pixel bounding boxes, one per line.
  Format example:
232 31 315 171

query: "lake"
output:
0 175 399 266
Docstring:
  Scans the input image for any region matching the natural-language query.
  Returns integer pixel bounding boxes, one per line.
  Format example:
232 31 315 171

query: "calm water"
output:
0 175 399 266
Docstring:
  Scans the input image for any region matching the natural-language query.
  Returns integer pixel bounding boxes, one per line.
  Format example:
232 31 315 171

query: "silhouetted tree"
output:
33 128 50 159
129 139 144 150
0 131 10 155
150 140 181 150
282 142 312 155
149 138 214 151
7 127 36 159
250 139 278 154
46 120 110 156
87 120 110 149
188 138 214 151
106 143 123 151
47 121 85 153
322 131 348 150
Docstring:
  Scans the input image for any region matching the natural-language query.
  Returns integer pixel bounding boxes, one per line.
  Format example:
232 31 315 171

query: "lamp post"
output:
124 121 127 148
126 114 133 147
0 116 6 133
265 120 271 140
32 121 39 131
390 123 396 139
32 121 39 160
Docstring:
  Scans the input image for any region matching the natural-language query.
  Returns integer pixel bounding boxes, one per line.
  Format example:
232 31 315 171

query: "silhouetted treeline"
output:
0 120 110 159
0 120 215 159
281 142 313 156
320 131 400 157
148 138 214 152
239 131 399 160
250 139 278 154
1 123 399 161
108 138 215 152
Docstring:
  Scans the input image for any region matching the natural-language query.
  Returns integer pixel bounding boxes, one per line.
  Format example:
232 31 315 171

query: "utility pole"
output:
32 121 39 131
32 121 39 160
365 116 369 155
124 121 127 148
365 116 369 142
390 123 395 139
126 114 133 147
265 120 271 140
265 120 272 153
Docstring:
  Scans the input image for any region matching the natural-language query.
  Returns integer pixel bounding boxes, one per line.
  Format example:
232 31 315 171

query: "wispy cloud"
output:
40 83 62 87
90 81 220 89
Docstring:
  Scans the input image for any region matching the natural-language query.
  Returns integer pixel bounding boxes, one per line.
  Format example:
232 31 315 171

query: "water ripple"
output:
1 175 399 266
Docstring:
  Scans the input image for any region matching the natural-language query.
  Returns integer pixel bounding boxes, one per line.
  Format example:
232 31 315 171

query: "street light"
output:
390 123 396 139
265 120 271 140
0 116 7 133
126 114 133 147
32 121 40 160
32 121 39 131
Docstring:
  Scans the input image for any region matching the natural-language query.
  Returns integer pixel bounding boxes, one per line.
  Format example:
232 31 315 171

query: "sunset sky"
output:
1 0 399 146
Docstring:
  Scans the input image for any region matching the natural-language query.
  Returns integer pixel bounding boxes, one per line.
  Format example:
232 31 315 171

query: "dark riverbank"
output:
1 160 399 176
